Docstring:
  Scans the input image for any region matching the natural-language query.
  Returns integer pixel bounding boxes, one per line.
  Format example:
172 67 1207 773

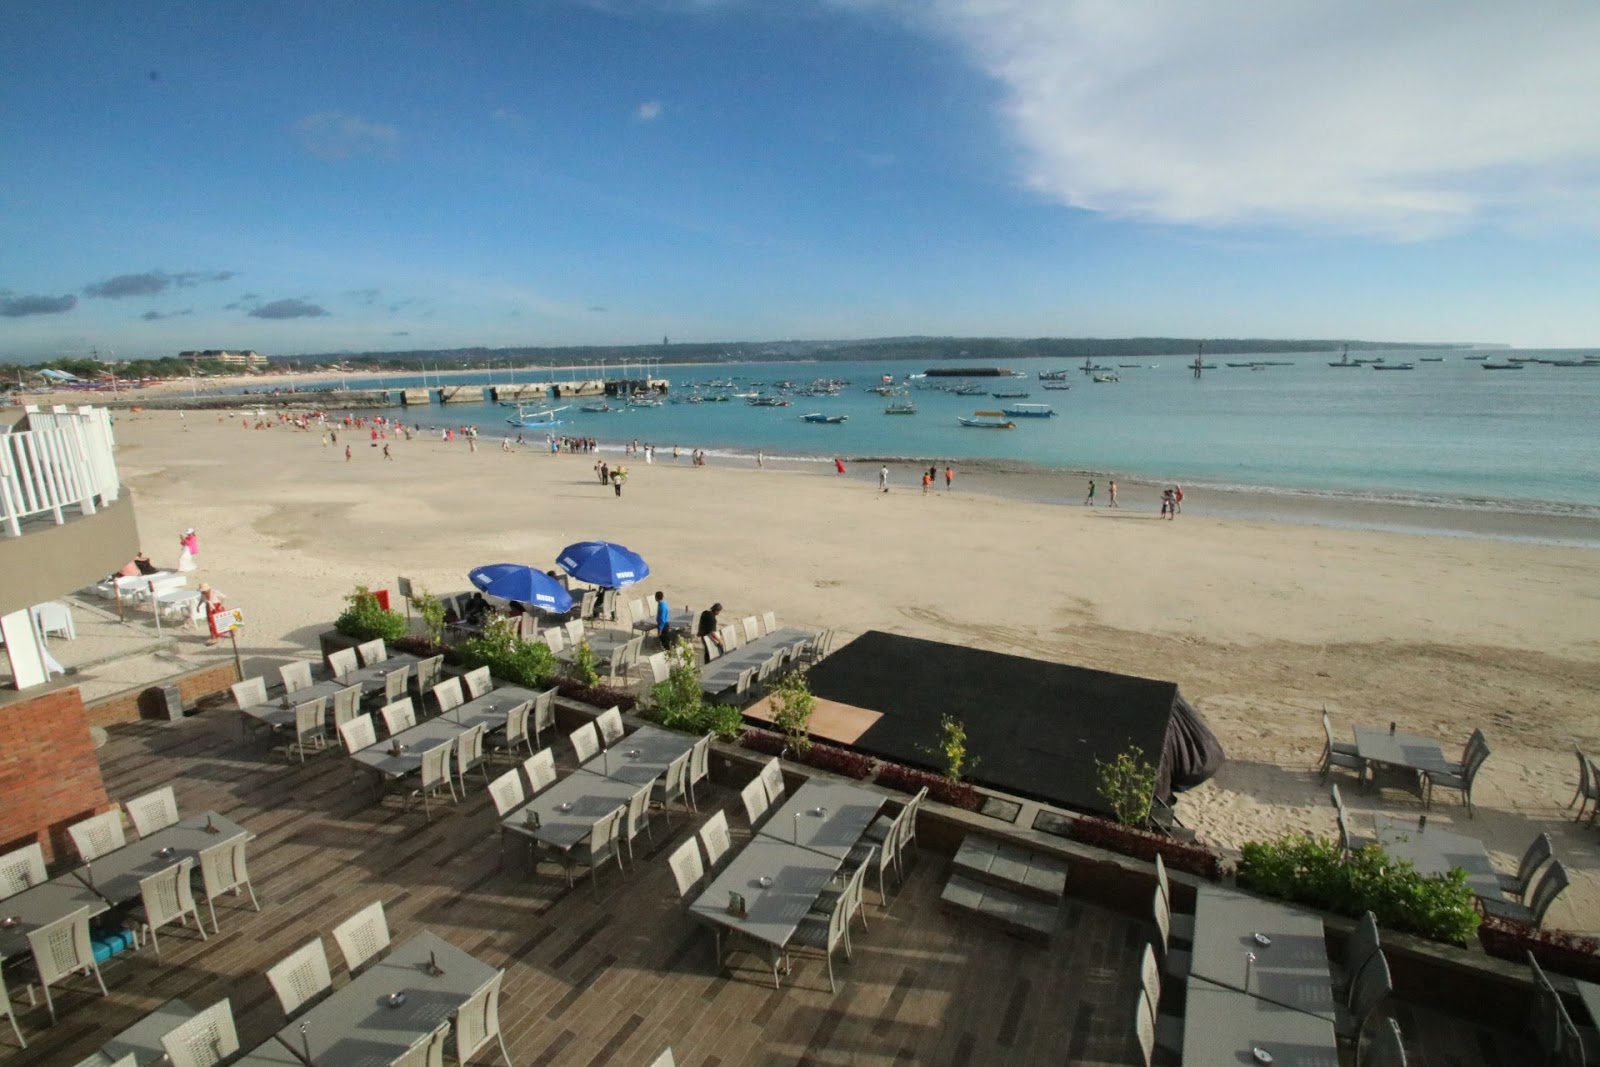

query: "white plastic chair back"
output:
564 619 585 644
416 654 444 694
720 624 741 651
125 786 180 838
266 937 332 1019
340 714 377 753
433 676 465 715
293 697 328 755
453 970 510 1067
597 706 625 746
137 857 204 957
26 907 106 1022
524 749 557 795
533 687 559 738
0 841 47 899
33 601 74 640
68 808 126 863
699 810 731 868
383 668 409 704
758 758 785 805
333 684 364 728
160 997 239 1067
762 611 777 634
455 723 487 781
392 1020 450 1067
742 616 760 642
382 697 417 736
740 778 770 826
659 752 690 811
196 836 258 932
280 660 314 694
688 734 712 792
328 647 359 680
503 701 532 752
489 769 526 816
648 1051 677 1067
570 722 600 763
464 666 493 699
357 638 387 666
626 782 653 846
649 652 671 682
231 677 268 710
702 636 720 662
421 741 454 792
543 627 566 654
629 598 649 628
668 838 704 900
332 900 390 975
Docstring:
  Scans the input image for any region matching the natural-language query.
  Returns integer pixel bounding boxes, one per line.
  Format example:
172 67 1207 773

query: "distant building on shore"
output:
179 349 267 368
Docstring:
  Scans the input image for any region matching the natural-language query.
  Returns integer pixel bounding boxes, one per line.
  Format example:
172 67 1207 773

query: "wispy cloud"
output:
85 270 235 298
635 100 664 122
293 112 399 161
901 1 1600 237
1 293 77 317
139 308 193 321
248 298 329 319
346 288 381 305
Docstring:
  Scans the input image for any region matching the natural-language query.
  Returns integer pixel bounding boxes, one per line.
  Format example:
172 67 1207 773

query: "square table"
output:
503 774 638 850
274 931 494 1067
75 812 250 906
0 875 110 961
231 1039 309 1067
352 718 465 781
336 653 422 694
241 679 350 731
1183 978 1340 1066
1353 726 1456 777
700 629 815 694
100 998 196 1065
689 839 840 968
1189 885 1337 1021
447 685 541 731
759 780 884 863
1373 815 1505 899
578 724 695 787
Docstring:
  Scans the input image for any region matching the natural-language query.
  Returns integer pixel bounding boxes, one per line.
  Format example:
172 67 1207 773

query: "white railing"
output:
0 405 121 537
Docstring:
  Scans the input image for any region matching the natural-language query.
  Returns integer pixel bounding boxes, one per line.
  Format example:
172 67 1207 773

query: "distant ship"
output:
505 403 567 428
801 412 847 424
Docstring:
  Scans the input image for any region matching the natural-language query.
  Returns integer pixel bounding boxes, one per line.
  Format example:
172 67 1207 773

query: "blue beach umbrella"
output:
468 564 574 613
556 541 651 588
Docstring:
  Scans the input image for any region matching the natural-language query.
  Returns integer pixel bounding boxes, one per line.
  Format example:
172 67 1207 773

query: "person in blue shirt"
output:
654 590 673 646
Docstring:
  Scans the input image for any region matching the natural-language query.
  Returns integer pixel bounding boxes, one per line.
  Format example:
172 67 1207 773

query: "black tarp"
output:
801 631 1225 817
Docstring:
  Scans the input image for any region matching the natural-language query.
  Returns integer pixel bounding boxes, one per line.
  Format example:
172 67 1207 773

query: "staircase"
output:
940 834 1068 943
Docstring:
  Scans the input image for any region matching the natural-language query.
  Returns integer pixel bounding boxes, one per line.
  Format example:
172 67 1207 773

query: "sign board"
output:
224 608 244 632
397 576 414 599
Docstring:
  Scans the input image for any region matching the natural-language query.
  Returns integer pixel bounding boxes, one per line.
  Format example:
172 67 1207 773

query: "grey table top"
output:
1353 726 1455 774
0 874 111 961
231 1038 309 1067
1183 978 1340 1066
447 685 541 731
275 930 495 1067
74 811 251 906
578 724 695 787
759 780 884 862
337 653 422 692
353 717 465 778
1577 981 1600 1030
101 998 196 1066
689 838 840 950
701 628 815 693
1373 815 1504 899
501 774 637 850
241 679 349 727
1189 885 1336 1022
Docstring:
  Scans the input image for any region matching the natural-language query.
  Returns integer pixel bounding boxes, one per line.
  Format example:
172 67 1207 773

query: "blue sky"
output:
4 1 1599 361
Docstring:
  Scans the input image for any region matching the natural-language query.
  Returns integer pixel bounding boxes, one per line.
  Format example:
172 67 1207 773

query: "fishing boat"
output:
1117 363 1143 369
884 401 917 415
1419 357 1445 362
504 403 568 428
1371 363 1414 371
801 412 847 424
1038 369 1072 380
953 384 986 396
1329 346 1360 368
990 390 1031 398
1465 355 1490 361
1002 403 1056 418
1042 383 1073 391
579 402 611 413
957 412 1015 429
748 395 791 407
627 394 663 407
1481 362 1524 370
1092 373 1120 383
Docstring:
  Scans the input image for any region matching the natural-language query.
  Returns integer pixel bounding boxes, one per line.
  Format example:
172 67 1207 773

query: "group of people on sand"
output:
1083 478 1183 517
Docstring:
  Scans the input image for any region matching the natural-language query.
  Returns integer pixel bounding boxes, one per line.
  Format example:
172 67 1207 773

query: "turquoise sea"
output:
294 348 1600 519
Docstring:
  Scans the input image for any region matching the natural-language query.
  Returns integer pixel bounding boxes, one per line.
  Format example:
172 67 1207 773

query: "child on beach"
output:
879 465 889 492
1084 480 1096 506
1108 480 1118 507
945 466 953 490
922 471 931 494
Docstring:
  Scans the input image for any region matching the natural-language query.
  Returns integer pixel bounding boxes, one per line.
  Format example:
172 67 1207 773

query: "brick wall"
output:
0 686 111 864
82 659 241 728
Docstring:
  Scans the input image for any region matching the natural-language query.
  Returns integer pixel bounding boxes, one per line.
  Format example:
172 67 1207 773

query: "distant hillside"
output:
276 336 1464 369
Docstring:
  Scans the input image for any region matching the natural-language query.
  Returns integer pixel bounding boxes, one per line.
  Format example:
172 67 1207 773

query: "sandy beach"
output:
101 408 1600 930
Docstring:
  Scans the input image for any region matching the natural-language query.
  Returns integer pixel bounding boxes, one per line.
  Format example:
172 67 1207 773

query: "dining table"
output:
1373 814 1505 900
688 837 840 983
336 653 422 695
351 717 465 782
0 875 110 961
501 774 639 851
700 628 816 695
1182 977 1340 1066
577 723 696 787
758 780 884 863
447 684 542 732
95 998 197 1066
73 811 250 906
1187 885 1337 1021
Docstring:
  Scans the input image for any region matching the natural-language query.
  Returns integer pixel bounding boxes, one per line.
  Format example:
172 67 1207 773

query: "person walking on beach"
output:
345 445 352 462
1084 479 1096 506
1160 488 1175 519
1108 479 1118 507
1174 485 1184 514
382 443 392 460
834 457 846 475
757 450 764 469
922 470 932 495
879 465 889 493
945 466 953 491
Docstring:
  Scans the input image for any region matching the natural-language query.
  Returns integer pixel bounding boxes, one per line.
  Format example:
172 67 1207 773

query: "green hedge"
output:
334 586 410 642
456 617 560 689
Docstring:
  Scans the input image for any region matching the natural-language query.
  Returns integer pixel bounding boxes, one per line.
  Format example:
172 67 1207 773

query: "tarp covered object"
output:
1159 690 1225 799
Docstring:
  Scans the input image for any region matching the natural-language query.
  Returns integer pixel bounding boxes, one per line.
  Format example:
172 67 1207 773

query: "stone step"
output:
940 872 1059 943
952 834 1068 902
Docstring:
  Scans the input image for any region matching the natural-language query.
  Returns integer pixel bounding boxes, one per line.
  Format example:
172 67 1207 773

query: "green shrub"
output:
335 585 410 642
414 587 446 647
1237 833 1481 945
457 616 559 689
651 644 744 741
1096 746 1157 827
769 670 816 755
570 639 600 688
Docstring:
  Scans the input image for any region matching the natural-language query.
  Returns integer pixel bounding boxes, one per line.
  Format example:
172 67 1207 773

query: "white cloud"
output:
293 112 399 161
903 1 1600 238
636 100 664 122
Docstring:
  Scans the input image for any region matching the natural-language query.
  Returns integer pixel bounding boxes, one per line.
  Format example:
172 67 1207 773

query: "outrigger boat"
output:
958 410 1016 429
1002 403 1056 418
801 412 848 424
990 390 1031 398
579 402 612 412
884 401 917 415
504 403 568 428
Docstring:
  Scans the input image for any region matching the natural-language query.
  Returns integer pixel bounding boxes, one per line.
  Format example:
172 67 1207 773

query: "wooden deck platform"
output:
4 707 1528 1066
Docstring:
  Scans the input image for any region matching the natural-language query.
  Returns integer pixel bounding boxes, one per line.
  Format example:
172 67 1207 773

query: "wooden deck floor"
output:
10 710 1154 1067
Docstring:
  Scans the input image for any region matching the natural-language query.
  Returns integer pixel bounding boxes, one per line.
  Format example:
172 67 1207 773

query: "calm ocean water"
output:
305 348 1600 518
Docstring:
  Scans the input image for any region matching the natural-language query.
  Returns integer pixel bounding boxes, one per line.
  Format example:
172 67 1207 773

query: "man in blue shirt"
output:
654 590 672 646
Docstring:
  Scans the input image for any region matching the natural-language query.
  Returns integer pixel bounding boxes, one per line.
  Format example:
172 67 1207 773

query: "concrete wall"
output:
0 685 111 864
0 492 140 616
82 659 241 728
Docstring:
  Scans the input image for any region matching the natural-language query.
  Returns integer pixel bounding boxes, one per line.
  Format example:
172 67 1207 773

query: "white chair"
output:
382 668 409 705
454 970 513 1067
160 998 238 1067
648 1051 677 1067
1153 853 1194 942
597 706 625 746
566 807 626 898
279 660 314 695
26 907 108 1023
414 654 445 696
570 722 600 764
382 697 418 736
647 652 671 684
230 677 268 730
656 751 691 823
490 770 533 867
286 696 329 763
628 598 652 633
577 590 597 621
328 646 359 681
699 810 731 870
1 956 25 1048
266 937 333 1020
762 611 777 634
332 684 364 730
357 638 387 666
758 757 785 806
410 741 458 820
789 878 851 992
124 786 179 838
195 835 259 933
31 601 75 641
464 666 493 700
686 733 713 811
487 700 534 762
542 627 566 655
719 624 741 651
454 723 490 793
740 778 770 827
741 616 760 642
432 676 465 717
523 748 557 795
564 619 586 645
811 852 870 944
531 686 559 745
624 782 655 867
391 1020 450 1067
331 900 390 976
668 838 704 902
339 714 377 754
131 858 206 958
0 842 47 899
67 808 125 864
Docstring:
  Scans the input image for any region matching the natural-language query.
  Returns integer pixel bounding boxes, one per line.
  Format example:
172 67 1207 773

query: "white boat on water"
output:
1002 403 1056 417
505 403 568 428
